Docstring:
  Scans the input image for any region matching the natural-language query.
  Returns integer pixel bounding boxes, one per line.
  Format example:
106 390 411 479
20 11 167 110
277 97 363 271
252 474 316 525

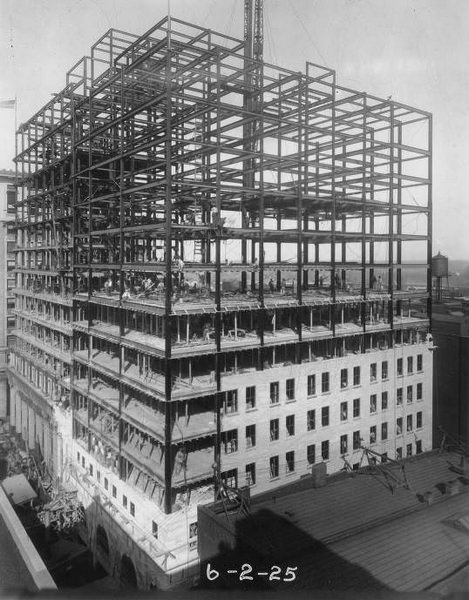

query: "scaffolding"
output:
12 16 432 515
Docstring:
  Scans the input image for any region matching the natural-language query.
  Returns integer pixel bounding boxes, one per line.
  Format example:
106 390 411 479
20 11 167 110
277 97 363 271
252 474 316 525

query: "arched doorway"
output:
96 525 109 556
120 554 137 588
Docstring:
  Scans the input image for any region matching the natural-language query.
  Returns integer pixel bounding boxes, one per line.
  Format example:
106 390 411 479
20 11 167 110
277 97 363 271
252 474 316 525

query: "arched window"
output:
96 525 109 556
120 554 137 588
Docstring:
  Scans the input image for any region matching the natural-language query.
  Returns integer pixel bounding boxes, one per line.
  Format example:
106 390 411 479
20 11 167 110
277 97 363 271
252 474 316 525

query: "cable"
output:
286 0 328 66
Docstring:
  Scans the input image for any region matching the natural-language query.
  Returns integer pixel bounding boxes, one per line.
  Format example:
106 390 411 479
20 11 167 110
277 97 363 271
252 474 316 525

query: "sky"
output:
0 0 468 259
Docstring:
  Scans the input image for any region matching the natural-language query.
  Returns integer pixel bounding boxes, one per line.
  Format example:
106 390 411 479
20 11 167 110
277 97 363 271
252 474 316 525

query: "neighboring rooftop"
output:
200 451 469 592
0 512 38 593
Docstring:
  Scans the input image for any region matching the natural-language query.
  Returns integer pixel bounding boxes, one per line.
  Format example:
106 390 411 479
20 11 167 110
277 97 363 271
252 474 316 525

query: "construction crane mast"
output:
241 0 263 289
244 0 264 64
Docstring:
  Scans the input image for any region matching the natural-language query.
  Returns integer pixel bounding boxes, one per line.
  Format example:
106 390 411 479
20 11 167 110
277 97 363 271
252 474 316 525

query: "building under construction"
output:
8 4 433 590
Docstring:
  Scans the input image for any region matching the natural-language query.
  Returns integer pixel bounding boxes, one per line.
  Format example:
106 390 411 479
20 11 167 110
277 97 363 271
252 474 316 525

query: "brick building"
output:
7 12 433 590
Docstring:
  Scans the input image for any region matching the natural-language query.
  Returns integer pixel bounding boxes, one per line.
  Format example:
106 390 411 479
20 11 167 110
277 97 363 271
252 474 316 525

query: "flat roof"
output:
0 513 37 592
201 451 469 592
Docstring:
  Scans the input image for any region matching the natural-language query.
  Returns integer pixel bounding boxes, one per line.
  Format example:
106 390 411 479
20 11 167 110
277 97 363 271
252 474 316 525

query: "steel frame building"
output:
8 14 433 589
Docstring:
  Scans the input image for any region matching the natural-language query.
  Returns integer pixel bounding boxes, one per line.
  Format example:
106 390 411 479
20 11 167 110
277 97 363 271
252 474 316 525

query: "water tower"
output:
432 252 449 302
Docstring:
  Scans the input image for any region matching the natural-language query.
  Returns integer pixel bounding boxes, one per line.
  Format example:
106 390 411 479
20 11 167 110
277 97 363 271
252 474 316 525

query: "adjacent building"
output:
0 169 16 418
7 15 433 590
432 297 469 448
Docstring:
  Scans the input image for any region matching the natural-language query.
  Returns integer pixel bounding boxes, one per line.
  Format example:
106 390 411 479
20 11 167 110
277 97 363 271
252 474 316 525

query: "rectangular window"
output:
286 415 295 437
307 444 315 465
397 358 403 376
353 366 360 386
396 447 403 460
407 356 413 374
322 372 330 393
189 522 198 538
406 443 412 457
407 415 413 432
270 418 279 441
397 388 403 405
77 451 80 462
286 451 295 473
246 425 256 448
340 401 347 421
321 406 330 427
416 411 423 429
224 390 238 413
286 378 295 400
270 382 279 404
246 386 256 410
89 464 93 477
340 434 348 454
417 354 423 372
417 382 423 400
370 394 377 414
353 398 360 418
321 440 329 460
416 440 422 454
381 391 388 410
222 429 238 453
382 361 388 380
104 478 109 491
353 430 361 450
307 374 316 396
152 521 159 538
270 456 279 479
407 385 413 403
130 502 135 517
246 463 256 486
97 470 101 483
381 422 388 441
340 368 348 389
396 417 403 436
370 425 377 445
112 485 117 498
222 469 238 488
370 363 377 382
123 495 128 509
307 409 316 431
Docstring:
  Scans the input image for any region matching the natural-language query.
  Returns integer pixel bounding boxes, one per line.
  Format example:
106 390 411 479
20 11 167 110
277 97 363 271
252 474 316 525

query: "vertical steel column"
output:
396 122 403 294
257 59 265 370
427 114 433 329
388 104 395 336
163 32 173 515
330 73 337 341
296 77 304 362
360 95 368 335
214 50 222 498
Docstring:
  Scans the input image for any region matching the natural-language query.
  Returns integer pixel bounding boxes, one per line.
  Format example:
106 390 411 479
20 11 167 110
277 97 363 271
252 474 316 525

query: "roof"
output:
200 451 469 592
1 474 37 505
0 512 37 592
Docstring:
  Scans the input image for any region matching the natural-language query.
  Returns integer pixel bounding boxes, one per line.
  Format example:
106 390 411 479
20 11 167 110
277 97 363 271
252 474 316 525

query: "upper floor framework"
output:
13 17 432 514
